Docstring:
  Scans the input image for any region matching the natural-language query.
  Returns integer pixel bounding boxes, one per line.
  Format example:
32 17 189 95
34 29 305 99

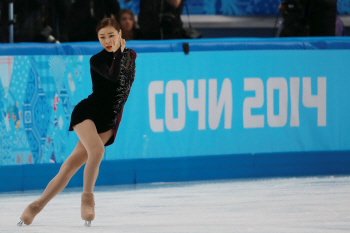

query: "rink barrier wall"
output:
1 37 350 192
1 37 350 56
1 151 350 192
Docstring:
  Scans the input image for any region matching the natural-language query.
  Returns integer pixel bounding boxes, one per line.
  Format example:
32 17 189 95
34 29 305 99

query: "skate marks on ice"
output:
0 176 350 232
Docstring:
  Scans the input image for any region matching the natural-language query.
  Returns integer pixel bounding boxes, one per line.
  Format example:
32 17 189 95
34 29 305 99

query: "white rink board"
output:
1 176 350 233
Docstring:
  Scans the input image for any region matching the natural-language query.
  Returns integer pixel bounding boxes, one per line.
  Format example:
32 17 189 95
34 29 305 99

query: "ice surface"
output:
1 176 350 233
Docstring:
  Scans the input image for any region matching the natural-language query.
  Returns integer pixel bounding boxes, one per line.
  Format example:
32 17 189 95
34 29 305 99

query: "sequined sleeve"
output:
110 48 137 127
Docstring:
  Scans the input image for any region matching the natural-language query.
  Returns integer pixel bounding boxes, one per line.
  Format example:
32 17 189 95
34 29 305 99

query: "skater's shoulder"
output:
122 48 137 60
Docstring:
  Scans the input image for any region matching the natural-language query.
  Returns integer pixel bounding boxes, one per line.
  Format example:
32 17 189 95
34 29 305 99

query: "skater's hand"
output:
112 30 125 53
120 31 125 53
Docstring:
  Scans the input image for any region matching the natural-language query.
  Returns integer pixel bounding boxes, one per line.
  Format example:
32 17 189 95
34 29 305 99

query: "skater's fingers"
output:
121 38 125 52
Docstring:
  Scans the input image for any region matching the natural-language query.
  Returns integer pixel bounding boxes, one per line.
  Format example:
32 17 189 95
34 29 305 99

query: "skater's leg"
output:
37 140 88 206
73 120 113 223
38 126 113 205
73 120 112 194
19 124 112 226
19 141 88 225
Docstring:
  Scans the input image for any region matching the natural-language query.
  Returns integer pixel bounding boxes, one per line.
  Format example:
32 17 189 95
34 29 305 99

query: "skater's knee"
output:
86 143 105 161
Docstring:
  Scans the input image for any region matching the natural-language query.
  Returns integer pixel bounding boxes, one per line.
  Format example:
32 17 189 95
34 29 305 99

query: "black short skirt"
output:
68 98 122 146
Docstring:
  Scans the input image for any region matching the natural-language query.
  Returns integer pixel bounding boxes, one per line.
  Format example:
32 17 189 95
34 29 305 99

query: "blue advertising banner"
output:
111 49 350 160
1 49 350 166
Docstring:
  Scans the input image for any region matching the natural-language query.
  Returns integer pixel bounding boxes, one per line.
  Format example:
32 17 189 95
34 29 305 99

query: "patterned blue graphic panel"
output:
0 55 89 165
117 0 350 16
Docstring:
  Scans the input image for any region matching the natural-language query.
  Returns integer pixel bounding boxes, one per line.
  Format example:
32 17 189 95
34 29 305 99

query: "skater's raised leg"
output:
73 119 113 227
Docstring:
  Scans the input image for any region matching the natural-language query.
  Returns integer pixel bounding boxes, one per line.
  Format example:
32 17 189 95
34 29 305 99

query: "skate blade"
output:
17 220 24 226
84 220 91 227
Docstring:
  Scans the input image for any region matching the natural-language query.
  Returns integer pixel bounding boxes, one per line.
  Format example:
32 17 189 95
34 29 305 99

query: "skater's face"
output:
98 26 119 52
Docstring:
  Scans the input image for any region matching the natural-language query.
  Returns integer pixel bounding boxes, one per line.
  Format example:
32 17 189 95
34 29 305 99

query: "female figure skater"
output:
17 18 136 227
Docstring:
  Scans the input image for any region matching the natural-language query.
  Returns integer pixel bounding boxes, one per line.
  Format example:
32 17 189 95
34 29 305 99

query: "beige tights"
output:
20 143 87 225
37 150 88 206
20 122 112 225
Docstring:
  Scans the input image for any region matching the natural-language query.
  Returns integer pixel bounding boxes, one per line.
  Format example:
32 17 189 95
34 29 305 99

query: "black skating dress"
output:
68 47 137 146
